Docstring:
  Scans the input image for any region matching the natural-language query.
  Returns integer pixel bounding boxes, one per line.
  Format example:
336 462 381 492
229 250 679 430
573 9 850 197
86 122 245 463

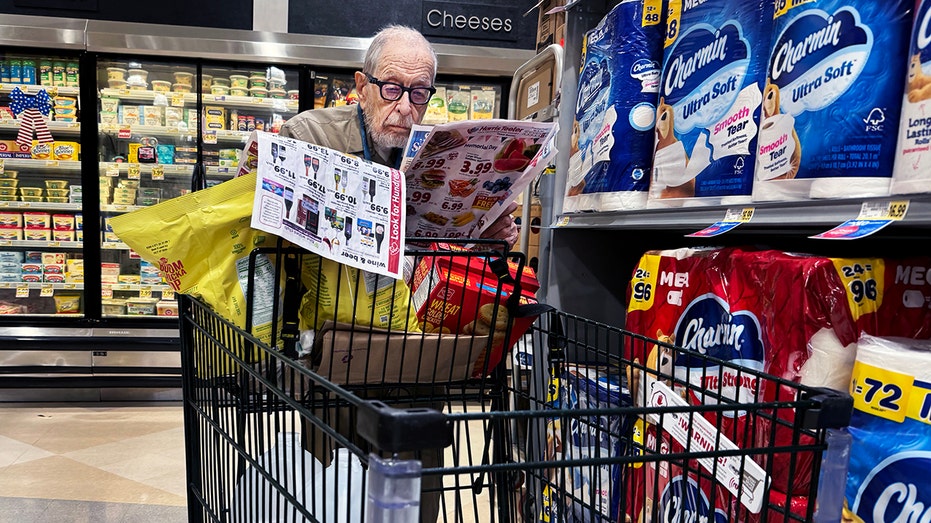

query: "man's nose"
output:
395 92 414 115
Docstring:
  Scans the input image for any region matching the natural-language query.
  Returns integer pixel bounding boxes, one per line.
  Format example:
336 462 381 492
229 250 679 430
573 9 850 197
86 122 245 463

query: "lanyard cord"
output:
357 104 402 169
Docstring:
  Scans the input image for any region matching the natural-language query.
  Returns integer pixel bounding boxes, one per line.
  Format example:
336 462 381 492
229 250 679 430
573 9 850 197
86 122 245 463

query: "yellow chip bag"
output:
299 253 421 334
108 173 281 369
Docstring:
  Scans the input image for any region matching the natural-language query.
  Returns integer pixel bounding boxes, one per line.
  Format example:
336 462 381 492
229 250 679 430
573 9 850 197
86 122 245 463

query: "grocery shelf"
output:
104 283 171 293
0 85 80 96
0 159 81 172
99 123 196 140
0 282 84 290
98 88 298 114
99 88 197 104
0 240 82 249
0 201 82 211
100 240 132 249
553 195 931 231
0 120 80 136
99 162 193 177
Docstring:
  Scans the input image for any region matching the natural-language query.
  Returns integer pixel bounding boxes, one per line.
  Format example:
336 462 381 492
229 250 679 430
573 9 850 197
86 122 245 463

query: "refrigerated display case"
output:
0 14 533 400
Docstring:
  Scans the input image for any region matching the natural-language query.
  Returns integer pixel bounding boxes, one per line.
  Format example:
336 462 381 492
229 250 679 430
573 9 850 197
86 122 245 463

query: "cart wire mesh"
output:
179 241 852 523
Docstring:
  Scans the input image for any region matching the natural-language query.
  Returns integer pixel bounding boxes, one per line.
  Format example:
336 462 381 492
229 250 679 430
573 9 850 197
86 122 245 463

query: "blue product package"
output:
648 0 775 206
563 0 666 213
844 334 931 523
753 0 912 201
538 364 633 522
892 0 931 195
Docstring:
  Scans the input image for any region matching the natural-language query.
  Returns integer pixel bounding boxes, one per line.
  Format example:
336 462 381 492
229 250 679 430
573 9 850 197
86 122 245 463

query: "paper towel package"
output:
647 0 774 207
624 247 860 522
753 0 912 201
892 0 931 195
562 0 665 213
844 334 931 523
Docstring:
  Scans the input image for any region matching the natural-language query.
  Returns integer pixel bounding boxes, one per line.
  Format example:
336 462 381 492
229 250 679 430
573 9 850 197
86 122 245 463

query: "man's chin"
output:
374 131 410 149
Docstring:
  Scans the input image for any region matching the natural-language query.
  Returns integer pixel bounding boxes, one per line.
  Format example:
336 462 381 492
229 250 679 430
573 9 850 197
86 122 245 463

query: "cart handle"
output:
357 400 453 454
800 387 853 430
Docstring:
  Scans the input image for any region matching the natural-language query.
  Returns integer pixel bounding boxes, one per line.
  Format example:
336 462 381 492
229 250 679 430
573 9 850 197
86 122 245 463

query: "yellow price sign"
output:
40 284 53 297
101 287 113 299
162 288 175 300
16 284 29 298
888 200 909 220
170 94 185 107
859 200 910 221
724 207 755 223
139 286 153 299
0 159 4 175
151 165 165 180
128 164 141 180
45 160 59 167
203 130 218 145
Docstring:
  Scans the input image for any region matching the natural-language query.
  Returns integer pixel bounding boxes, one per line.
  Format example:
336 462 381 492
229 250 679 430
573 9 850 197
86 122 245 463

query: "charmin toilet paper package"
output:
563 0 665 213
843 334 931 523
647 0 774 207
892 0 931 195
753 0 912 201
624 247 859 521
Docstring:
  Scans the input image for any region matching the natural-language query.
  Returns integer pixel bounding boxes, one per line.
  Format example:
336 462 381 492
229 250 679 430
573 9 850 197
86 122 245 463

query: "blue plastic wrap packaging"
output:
563 0 666 212
892 0 931 195
753 0 912 201
844 334 931 523
648 0 775 207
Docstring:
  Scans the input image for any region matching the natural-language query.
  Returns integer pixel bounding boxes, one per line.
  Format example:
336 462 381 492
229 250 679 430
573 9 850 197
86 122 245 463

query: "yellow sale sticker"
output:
16 284 29 298
128 164 141 180
665 0 682 48
642 0 663 26
40 284 53 297
851 360 911 423
907 380 931 426
832 258 884 322
628 254 661 312
151 165 164 180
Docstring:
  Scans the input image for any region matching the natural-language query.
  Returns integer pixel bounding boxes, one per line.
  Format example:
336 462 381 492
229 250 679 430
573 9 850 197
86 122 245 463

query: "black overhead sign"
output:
14 0 98 10
421 1 519 42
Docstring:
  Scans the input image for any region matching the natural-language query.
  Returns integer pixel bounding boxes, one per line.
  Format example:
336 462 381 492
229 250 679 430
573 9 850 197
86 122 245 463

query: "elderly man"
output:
280 24 518 245
284 25 516 522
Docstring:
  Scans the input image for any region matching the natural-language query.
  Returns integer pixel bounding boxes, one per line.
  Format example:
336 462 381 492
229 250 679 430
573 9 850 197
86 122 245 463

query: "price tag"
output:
16 284 29 298
850 360 911 423
48 241 60 247
252 98 267 105
555 216 570 227
162 288 175 300
106 163 120 177
40 284 53 297
128 164 141 180
118 126 132 139
139 286 153 299
812 201 909 240
170 94 185 107
0 240 11 247
45 160 59 167
0 159 4 175
101 287 113 299
686 207 755 238
859 200 910 221
151 165 164 180
203 130 218 145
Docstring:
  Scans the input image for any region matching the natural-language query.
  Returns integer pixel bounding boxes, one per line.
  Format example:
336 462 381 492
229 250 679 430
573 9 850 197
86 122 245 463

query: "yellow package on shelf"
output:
108 173 281 371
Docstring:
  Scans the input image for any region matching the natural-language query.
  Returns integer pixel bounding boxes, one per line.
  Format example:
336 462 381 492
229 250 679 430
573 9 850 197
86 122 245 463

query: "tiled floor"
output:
0 403 188 523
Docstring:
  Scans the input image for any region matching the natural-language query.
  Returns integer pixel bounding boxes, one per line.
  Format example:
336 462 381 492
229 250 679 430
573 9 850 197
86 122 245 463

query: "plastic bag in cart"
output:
231 433 366 523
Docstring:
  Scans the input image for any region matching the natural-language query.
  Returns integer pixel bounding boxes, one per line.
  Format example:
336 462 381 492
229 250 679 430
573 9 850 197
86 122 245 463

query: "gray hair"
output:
363 25 438 79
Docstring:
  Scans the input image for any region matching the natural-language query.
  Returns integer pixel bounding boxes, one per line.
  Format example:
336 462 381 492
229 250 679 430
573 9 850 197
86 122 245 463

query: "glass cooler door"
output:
96 58 196 319
0 52 84 317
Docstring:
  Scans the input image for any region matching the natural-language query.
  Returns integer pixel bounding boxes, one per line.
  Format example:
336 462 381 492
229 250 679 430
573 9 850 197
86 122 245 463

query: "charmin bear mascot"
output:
907 53 931 102
762 81 802 179
653 98 695 198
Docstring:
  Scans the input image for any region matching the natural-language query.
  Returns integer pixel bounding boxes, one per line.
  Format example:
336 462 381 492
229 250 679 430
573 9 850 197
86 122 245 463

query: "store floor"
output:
0 403 188 523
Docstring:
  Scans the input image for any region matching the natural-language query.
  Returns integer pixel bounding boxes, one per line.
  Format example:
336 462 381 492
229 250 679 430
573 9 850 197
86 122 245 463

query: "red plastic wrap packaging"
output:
836 257 931 339
624 247 858 522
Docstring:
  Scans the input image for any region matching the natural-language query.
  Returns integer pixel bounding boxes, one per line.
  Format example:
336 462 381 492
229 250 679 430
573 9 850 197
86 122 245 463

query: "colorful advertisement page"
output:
250 132 405 279
402 119 557 240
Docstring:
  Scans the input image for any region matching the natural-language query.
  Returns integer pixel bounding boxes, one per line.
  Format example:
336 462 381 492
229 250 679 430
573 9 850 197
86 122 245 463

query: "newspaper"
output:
250 131 406 279
401 119 558 239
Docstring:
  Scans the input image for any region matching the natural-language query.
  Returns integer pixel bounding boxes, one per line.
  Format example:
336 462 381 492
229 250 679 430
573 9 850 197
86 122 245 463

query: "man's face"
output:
355 45 435 149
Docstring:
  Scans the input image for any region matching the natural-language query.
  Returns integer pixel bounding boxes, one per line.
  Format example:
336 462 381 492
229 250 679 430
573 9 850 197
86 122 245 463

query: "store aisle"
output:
0 403 187 523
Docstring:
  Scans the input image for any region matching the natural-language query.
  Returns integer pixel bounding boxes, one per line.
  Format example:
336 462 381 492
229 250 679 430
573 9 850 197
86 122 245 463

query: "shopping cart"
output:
179 240 853 523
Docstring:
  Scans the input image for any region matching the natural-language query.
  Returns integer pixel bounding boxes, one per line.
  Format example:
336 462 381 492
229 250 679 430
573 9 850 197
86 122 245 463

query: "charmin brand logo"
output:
158 257 186 291
576 58 611 117
916 1 931 52
673 293 765 414
660 475 728 523
852 451 931 523
769 8 872 114
662 22 750 132
632 59 660 76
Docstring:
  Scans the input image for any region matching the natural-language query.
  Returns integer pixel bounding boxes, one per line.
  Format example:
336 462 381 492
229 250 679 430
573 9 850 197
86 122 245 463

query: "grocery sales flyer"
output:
402 119 558 240
250 132 405 279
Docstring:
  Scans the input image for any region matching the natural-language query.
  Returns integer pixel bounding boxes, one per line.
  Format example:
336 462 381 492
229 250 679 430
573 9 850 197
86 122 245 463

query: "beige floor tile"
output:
0 455 186 506
0 434 55 468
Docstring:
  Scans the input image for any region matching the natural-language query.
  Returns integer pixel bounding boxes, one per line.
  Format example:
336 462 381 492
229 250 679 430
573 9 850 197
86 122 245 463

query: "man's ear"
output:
354 71 369 103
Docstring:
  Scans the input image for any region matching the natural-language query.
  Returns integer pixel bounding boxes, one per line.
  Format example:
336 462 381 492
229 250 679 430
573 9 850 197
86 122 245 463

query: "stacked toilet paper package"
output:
562 0 929 212
621 248 931 522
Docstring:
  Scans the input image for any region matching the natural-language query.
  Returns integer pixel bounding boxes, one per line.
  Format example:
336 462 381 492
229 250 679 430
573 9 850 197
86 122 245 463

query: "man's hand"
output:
479 202 519 247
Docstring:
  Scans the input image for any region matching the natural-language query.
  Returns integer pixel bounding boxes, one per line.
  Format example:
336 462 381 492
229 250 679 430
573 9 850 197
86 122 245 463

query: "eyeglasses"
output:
365 74 436 105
